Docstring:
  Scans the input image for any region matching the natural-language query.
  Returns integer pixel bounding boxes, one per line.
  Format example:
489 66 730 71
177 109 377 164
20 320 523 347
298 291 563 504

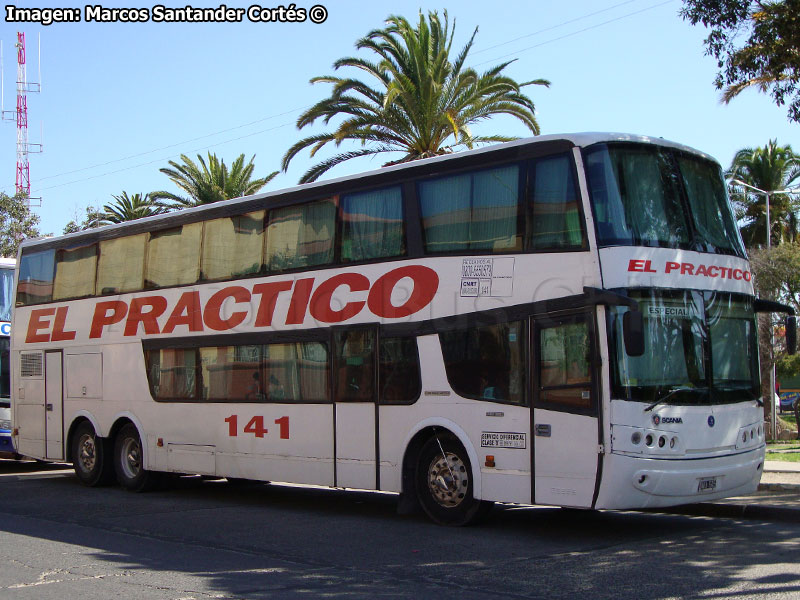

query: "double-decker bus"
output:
11 133 794 525
0 257 17 458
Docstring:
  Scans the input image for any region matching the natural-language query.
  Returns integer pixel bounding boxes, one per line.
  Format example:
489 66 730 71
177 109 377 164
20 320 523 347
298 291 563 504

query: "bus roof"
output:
20 132 716 254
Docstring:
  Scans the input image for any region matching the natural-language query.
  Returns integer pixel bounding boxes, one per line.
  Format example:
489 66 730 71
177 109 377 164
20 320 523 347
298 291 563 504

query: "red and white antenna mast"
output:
2 32 42 205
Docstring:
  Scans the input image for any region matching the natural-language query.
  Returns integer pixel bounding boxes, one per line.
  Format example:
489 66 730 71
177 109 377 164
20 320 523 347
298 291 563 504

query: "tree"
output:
726 140 800 248
151 153 277 209
281 10 550 183
0 192 42 257
63 206 106 235
750 243 800 435
102 192 166 224
681 0 800 122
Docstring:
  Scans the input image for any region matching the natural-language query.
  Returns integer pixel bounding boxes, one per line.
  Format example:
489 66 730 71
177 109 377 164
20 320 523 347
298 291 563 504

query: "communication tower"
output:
2 32 42 205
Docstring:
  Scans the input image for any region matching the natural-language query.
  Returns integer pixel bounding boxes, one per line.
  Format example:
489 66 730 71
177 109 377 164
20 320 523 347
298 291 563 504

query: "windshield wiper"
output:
715 384 762 406
644 387 709 412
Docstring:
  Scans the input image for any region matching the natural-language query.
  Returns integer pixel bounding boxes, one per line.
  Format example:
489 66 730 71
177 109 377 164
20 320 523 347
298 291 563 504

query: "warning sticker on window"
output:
481 432 526 449
460 258 514 297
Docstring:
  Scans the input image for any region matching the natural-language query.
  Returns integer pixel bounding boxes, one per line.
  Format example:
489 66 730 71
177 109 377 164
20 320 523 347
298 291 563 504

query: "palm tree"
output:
727 140 800 248
281 10 550 183
101 192 167 224
151 152 278 209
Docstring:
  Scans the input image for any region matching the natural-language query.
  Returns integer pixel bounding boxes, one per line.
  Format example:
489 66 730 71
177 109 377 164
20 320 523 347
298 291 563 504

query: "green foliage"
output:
777 352 800 380
681 0 800 122
0 192 42 257
749 243 800 309
282 10 550 183
151 152 277 209
103 192 166 224
63 205 106 234
726 140 800 248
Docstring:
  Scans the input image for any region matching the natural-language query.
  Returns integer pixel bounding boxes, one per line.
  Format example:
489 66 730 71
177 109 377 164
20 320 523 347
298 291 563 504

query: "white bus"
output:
0 257 16 458
11 133 794 525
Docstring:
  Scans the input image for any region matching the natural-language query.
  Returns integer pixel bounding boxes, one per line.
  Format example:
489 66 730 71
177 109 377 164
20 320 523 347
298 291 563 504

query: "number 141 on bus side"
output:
224 415 290 439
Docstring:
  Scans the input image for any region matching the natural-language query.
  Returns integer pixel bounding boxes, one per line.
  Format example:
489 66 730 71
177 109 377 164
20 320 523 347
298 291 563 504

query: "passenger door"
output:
532 312 600 507
333 326 377 490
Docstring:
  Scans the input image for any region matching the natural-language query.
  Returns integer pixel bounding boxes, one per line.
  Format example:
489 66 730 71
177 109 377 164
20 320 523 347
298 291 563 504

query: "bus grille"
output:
20 352 43 378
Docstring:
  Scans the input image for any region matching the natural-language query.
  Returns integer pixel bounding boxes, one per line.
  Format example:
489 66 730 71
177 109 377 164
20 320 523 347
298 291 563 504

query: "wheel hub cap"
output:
427 451 468 508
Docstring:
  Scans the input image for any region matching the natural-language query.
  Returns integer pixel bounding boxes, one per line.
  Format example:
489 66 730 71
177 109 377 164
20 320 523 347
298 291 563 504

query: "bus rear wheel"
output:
114 423 159 492
71 421 114 487
415 434 492 526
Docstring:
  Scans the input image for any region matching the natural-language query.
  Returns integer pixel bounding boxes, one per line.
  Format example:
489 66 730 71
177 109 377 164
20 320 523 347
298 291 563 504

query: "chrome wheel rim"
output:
78 433 97 473
120 436 142 480
427 451 468 508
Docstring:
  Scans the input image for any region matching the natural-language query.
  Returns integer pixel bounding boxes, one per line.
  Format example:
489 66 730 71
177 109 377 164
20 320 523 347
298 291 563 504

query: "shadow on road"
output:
0 465 799 599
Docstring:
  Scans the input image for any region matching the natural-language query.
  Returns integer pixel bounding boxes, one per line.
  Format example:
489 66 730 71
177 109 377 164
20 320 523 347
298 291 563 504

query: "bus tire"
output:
114 423 159 492
415 433 492 526
71 421 115 487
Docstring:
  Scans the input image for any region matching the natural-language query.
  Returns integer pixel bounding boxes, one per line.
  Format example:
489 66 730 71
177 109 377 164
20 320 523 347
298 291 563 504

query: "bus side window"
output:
145 224 202 289
201 211 265 281
537 318 593 410
439 321 525 405
17 249 55 306
378 336 421 404
97 234 146 294
266 199 336 272
340 186 405 262
529 154 585 250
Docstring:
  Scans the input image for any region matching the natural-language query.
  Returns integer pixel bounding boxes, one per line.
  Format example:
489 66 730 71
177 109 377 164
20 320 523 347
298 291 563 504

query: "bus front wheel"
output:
415 434 492 526
71 421 114 487
114 423 159 492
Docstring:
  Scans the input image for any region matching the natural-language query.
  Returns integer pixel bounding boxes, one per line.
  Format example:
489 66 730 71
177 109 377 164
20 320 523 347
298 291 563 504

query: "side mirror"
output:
623 310 645 357
787 316 797 355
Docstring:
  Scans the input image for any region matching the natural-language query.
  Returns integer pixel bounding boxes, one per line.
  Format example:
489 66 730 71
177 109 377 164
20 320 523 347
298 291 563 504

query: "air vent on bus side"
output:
20 352 44 379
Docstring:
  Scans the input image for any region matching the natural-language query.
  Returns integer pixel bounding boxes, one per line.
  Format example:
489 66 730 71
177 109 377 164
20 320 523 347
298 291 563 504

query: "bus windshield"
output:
585 143 745 257
0 267 13 323
608 291 759 405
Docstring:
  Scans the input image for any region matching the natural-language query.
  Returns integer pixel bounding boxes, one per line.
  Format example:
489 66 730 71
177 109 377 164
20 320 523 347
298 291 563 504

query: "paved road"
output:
1 460 799 599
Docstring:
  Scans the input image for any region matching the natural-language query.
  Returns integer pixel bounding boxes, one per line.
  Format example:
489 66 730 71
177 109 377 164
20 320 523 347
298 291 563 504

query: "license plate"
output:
697 477 717 493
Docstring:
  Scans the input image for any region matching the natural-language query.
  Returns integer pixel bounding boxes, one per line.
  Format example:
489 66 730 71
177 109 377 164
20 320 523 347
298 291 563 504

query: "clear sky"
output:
1 0 798 237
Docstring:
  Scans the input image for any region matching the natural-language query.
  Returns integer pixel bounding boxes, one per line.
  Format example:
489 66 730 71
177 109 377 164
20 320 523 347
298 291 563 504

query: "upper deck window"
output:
97 234 146 295
419 164 522 253
202 211 265 281
145 223 202 289
585 143 745 257
266 199 336 272
340 186 405 262
53 244 97 300
529 154 584 250
17 249 54 306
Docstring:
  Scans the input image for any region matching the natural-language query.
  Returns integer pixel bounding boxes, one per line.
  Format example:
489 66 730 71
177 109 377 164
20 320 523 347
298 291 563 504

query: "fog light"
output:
742 432 748 444
658 436 666 448
631 432 642 445
645 434 654 446
670 437 676 449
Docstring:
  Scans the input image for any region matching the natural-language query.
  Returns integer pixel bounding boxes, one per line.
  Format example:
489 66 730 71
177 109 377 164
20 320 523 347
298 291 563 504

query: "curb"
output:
759 482 800 492
648 499 800 523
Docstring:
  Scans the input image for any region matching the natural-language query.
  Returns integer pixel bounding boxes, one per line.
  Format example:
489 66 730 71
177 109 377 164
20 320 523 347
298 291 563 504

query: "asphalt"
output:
661 460 800 523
